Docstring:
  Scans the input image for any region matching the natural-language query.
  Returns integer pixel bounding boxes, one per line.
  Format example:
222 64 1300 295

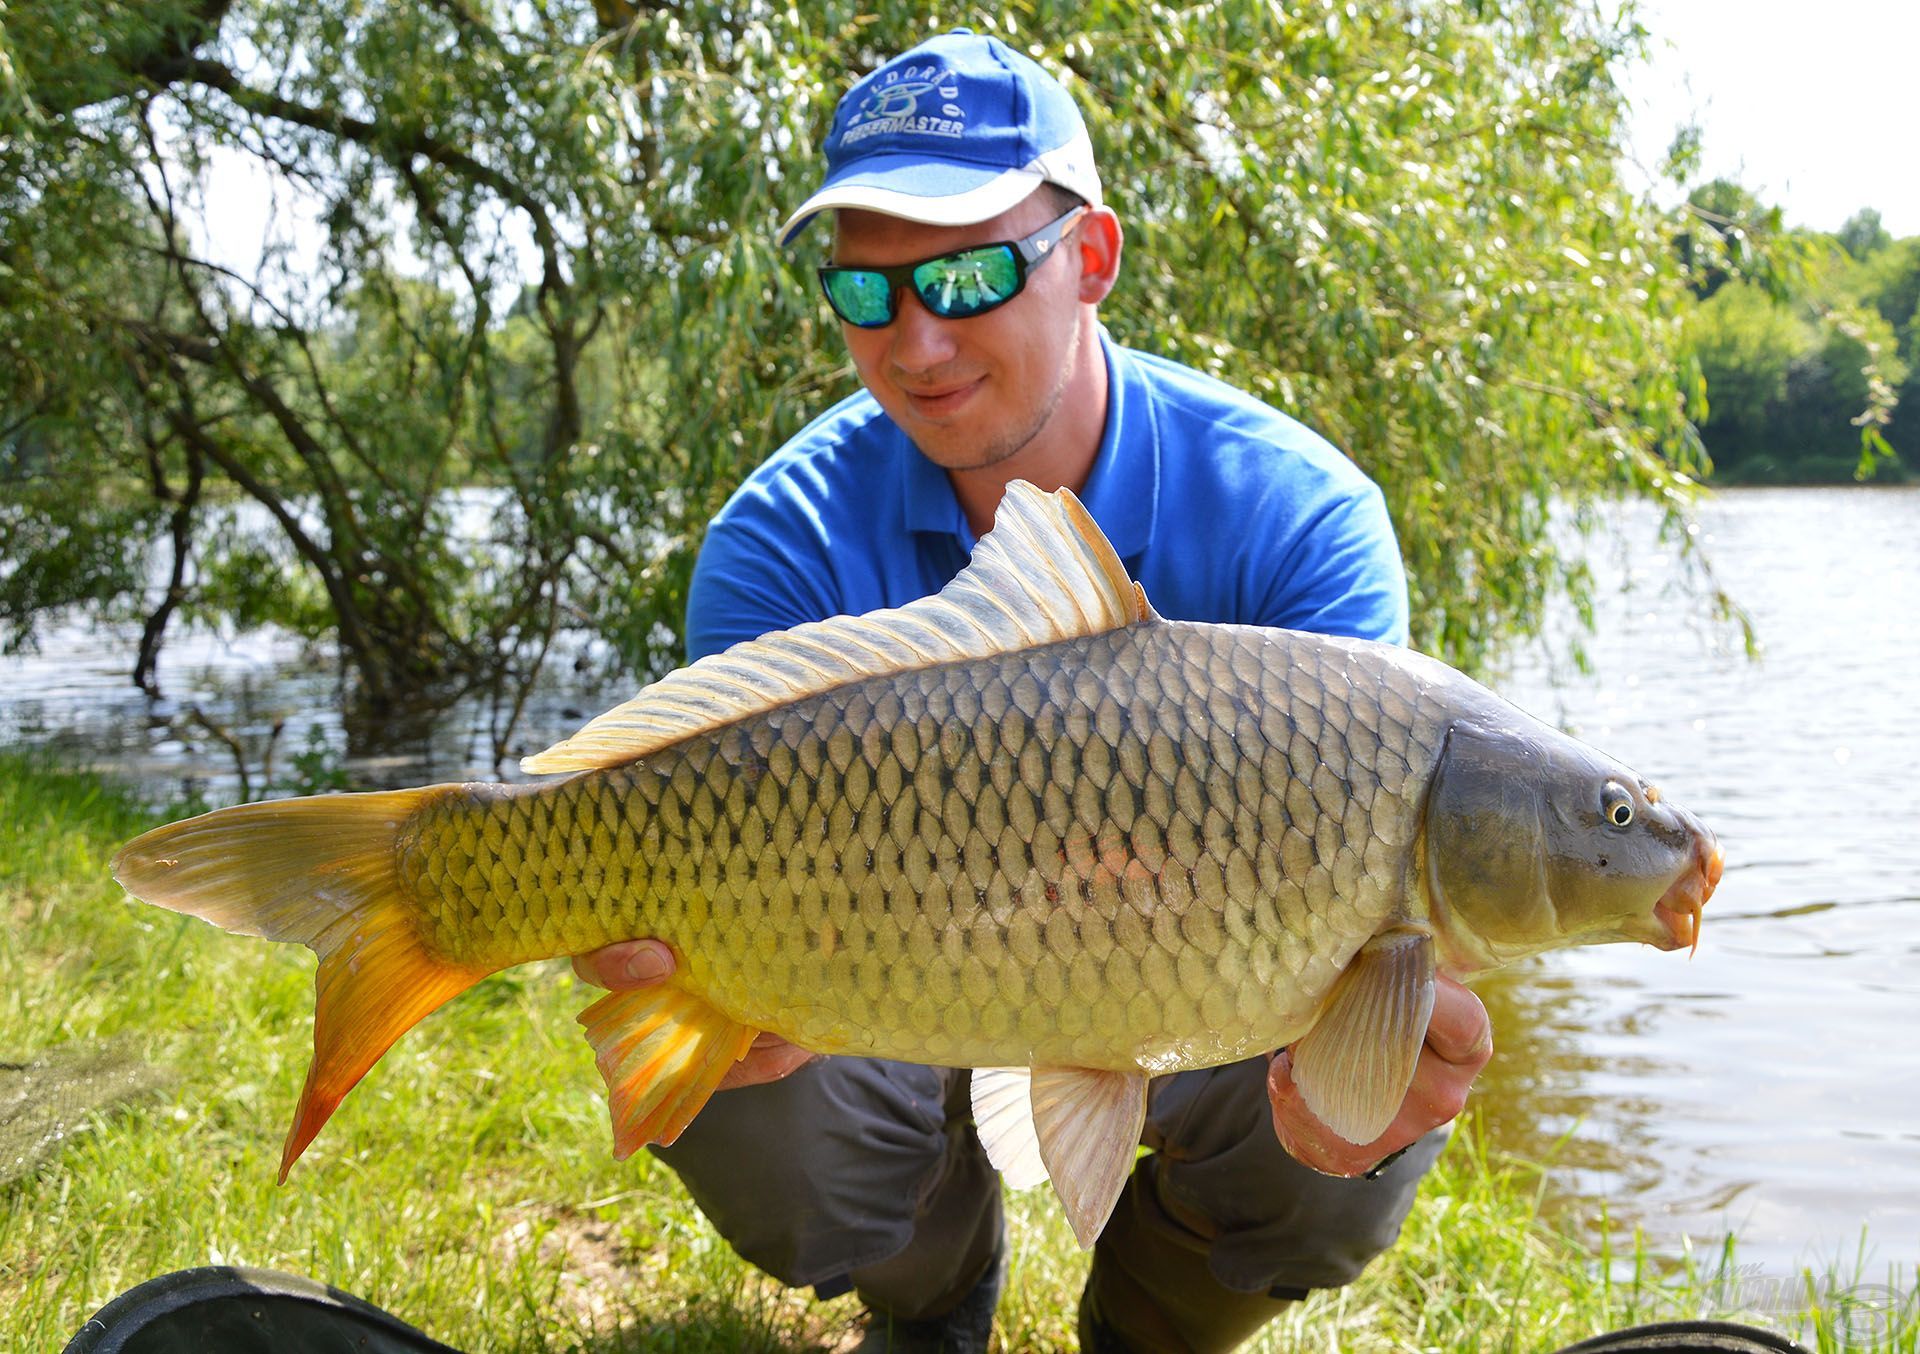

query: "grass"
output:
1 750 1913 1352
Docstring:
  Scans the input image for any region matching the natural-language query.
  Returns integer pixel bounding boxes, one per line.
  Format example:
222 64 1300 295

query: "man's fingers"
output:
1267 1049 1390 1176
718 1037 818 1092
570 938 676 990
1424 976 1493 1069
1269 979 1493 1177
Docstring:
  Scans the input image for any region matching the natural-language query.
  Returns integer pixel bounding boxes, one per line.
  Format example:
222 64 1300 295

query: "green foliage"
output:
3 0 1713 713
1683 208 1916 484
1679 178 1795 302
1838 208 1893 263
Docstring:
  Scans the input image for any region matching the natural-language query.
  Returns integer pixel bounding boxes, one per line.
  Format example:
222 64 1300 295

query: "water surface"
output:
1478 485 1920 1275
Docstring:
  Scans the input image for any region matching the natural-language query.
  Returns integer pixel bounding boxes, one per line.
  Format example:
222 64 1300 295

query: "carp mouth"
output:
1651 836 1724 956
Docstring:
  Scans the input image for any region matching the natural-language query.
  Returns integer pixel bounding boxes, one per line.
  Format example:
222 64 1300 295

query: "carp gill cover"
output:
113 483 1724 1245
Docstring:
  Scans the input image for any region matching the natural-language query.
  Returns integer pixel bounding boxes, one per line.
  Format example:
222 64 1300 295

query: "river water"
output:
3 484 1916 1278
1474 484 1920 1279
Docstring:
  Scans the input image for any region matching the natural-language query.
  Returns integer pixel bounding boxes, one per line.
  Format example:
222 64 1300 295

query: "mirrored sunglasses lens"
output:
913 246 1020 318
823 270 894 326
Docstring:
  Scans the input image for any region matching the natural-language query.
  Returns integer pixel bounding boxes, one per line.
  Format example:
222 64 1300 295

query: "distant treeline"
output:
1683 185 1916 484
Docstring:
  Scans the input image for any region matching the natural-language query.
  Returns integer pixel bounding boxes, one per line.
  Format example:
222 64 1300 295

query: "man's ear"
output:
1075 206 1123 305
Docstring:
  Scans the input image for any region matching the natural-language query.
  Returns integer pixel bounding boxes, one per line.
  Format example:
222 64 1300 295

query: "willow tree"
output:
1 0 1704 738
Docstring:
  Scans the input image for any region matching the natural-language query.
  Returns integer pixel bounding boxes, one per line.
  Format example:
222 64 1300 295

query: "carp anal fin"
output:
110 790 488 1181
973 1064 1147 1249
1289 927 1436 1146
523 481 1159 775
578 985 758 1154
969 1067 1048 1188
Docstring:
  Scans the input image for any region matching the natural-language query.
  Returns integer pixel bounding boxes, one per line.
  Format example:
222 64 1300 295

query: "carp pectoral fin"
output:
1029 1066 1149 1250
969 1067 1048 1189
1289 928 1437 1146
578 986 758 1156
110 788 486 1183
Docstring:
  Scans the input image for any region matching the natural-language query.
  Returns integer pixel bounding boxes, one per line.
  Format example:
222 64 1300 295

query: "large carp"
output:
113 482 1722 1245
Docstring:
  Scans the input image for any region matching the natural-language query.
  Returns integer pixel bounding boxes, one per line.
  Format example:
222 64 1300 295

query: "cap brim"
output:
777 158 1044 246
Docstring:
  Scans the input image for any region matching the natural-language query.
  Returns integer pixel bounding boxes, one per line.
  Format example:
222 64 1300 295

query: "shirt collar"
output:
898 331 1161 559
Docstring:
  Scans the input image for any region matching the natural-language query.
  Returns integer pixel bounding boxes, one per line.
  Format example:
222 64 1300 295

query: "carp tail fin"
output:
112 790 488 1180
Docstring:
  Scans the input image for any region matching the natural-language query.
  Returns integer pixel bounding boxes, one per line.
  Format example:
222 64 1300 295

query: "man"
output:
573 30 1492 1353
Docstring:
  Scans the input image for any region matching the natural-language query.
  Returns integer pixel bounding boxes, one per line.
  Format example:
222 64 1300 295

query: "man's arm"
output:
683 505 844 662
1252 477 1410 645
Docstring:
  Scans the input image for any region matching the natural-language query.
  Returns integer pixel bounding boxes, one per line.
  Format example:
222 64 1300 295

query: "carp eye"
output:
1602 784 1634 827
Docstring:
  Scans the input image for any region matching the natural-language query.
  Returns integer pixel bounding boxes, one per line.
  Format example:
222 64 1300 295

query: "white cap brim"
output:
777 169 1044 246
776 128 1102 247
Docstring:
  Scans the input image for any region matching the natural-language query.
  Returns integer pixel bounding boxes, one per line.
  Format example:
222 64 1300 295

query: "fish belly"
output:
397 623 1450 1075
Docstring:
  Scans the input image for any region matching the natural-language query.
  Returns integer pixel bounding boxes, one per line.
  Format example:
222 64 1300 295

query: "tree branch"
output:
175 56 568 306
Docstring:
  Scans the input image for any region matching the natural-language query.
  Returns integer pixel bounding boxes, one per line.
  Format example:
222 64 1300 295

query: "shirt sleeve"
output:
683 505 841 664
1255 478 1410 646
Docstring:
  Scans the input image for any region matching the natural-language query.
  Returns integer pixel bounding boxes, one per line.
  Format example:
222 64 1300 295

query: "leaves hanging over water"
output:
2 0 1714 736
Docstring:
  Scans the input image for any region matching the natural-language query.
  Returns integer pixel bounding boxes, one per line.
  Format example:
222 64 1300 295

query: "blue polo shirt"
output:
684 333 1408 662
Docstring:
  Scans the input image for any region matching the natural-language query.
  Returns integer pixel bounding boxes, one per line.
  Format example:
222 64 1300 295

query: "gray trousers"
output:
652 1055 1444 1351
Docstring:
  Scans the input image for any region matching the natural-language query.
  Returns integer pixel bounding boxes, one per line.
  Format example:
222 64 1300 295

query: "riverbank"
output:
0 753 1906 1351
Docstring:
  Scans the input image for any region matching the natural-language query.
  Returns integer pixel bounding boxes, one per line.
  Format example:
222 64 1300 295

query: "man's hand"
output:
570 940 817 1091
1266 974 1491 1177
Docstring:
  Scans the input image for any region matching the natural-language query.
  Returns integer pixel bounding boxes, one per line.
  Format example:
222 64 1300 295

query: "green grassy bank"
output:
1 753 1910 1352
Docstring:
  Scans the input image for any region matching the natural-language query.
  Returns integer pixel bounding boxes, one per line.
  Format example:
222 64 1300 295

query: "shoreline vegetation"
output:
1683 195 1917 488
3 752 1914 1352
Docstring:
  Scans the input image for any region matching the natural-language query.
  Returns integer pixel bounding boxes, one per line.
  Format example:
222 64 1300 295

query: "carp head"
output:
1421 718 1723 973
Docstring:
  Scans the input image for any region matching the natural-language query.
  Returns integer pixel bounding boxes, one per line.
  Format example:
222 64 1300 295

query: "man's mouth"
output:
901 377 983 418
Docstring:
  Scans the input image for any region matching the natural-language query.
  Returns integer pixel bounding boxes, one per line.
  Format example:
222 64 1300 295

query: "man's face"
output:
831 195 1089 472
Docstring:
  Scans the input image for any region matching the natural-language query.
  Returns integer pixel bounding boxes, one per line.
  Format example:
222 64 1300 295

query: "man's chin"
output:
907 426 1029 474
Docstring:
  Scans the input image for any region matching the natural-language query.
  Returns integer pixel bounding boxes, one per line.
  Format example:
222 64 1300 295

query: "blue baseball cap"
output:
777 30 1102 246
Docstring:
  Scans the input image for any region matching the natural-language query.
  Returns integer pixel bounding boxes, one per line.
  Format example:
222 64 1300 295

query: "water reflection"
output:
1469 963 1671 1236
1 609 635 804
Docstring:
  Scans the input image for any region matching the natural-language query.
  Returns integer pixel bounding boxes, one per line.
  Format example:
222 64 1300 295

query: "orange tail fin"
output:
112 789 486 1180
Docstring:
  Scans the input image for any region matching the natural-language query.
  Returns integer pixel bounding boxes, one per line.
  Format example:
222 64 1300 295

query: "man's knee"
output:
649 1058 963 1290
1143 1059 1447 1294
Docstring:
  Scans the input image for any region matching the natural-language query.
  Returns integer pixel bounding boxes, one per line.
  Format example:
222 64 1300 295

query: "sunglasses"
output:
817 207 1088 329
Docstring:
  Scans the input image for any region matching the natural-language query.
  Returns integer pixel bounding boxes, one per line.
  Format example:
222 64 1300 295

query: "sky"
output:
1619 0 1920 237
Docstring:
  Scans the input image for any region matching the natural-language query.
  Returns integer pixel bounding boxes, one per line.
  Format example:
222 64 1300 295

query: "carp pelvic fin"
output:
110 789 487 1181
578 984 758 1154
522 481 1157 775
1289 927 1437 1146
972 1065 1148 1249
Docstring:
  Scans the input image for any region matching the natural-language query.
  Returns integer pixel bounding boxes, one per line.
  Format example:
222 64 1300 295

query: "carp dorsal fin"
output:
524 481 1156 774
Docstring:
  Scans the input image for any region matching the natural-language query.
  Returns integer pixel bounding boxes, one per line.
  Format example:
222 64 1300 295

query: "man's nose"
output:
885 289 960 374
